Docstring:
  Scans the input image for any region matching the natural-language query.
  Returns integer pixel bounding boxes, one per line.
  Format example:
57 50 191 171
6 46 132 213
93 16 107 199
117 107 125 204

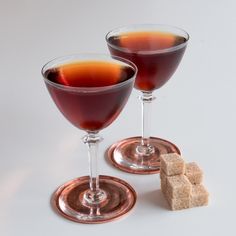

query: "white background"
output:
1 0 236 235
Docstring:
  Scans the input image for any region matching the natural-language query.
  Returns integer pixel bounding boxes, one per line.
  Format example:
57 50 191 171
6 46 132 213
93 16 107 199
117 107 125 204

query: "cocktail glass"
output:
106 24 189 174
42 53 137 223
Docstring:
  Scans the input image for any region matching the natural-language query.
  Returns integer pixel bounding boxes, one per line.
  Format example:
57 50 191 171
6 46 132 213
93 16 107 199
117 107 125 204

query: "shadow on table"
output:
138 189 170 210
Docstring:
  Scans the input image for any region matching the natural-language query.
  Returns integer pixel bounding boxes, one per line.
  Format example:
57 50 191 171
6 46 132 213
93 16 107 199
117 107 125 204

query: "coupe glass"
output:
106 24 189 174
41 53 137 223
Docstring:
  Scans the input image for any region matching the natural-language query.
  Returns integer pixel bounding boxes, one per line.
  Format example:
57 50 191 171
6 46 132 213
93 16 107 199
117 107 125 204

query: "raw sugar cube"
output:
160 153 185 176
190 184 209 207
185 162 203 185
166 193 190 211
166 175 192 199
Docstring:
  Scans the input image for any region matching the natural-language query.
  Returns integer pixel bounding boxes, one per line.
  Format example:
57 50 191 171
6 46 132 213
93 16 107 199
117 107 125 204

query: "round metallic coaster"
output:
52 175 137 224
107 136 181 175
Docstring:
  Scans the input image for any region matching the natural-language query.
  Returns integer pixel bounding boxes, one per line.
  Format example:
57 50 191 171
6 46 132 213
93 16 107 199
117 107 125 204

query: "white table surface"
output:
1 0 236 235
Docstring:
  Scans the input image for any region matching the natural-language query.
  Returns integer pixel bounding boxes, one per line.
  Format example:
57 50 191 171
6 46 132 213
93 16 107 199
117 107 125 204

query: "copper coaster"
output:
107 136 181 175
52 175 137 224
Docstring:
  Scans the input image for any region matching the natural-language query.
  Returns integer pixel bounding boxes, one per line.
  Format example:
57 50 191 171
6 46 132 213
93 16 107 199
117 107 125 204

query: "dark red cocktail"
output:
45 60 135 131
107 31 187 91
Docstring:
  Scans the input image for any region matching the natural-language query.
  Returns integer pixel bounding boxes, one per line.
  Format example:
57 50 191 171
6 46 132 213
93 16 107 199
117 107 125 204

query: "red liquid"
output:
45 61 135 131
107 31 187 91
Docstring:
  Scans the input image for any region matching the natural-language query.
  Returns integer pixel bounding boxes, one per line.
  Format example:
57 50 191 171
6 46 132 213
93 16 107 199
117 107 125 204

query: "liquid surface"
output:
45 61 135 87
109 31 187 53
108 31 187 91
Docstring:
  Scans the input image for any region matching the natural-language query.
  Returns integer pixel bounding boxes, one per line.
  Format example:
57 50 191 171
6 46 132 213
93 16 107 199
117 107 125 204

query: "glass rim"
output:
41 53 137 92
105 24 190 55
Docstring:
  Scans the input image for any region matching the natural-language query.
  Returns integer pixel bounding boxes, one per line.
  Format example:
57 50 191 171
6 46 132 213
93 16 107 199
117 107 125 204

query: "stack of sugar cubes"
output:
160 153 209 211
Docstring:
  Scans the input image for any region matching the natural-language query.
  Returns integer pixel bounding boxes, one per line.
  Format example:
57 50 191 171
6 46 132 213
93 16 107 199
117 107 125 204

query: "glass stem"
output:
82 131 106 205
136 91 156 156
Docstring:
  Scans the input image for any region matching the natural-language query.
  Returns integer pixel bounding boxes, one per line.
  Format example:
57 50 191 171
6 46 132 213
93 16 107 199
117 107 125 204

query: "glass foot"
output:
107 136 181 174
52 175 136 224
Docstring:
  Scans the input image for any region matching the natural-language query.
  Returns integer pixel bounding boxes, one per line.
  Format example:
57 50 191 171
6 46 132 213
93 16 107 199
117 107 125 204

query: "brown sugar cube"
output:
160 153 185 176
190 184 209 207
185 162 203 184
166 175 192 198
166 193 190 210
